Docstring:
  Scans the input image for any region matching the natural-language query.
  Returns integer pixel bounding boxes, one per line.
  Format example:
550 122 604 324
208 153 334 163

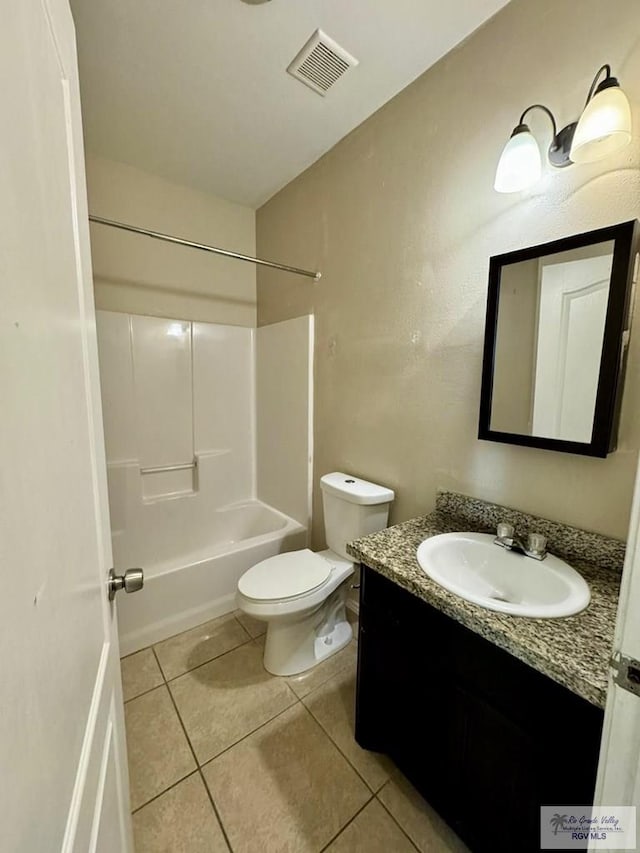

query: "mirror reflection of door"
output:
533 250 613 442
490 241 614 442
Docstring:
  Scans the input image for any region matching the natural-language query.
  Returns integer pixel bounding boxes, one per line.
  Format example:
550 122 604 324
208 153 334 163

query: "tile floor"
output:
122 611 468 853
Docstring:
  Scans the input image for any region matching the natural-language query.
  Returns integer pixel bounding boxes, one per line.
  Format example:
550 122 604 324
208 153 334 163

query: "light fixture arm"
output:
518 104 558 139
515 103 573 169
585 64 612 105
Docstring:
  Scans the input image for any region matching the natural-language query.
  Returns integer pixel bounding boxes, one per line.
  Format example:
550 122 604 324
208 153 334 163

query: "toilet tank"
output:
320 472 395 560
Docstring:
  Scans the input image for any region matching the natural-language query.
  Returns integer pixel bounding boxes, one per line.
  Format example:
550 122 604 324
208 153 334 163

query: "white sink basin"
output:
416 532 590 618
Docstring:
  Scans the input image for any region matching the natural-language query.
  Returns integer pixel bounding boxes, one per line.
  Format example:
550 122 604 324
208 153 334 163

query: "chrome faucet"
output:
494 522 548 561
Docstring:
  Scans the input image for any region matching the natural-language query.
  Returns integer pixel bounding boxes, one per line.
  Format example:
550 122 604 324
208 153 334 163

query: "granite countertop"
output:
347 493 624 709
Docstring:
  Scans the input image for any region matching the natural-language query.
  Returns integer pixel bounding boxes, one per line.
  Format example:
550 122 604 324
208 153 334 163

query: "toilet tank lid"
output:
320 472 395 506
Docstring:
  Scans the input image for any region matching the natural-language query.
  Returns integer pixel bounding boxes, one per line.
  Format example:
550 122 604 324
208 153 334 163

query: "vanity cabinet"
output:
356 566 604 853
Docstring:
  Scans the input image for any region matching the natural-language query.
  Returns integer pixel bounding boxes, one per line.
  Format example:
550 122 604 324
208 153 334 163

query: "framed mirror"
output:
479 221 638 457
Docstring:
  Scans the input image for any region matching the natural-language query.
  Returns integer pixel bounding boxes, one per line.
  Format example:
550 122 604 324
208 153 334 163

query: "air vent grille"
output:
287 29 358 96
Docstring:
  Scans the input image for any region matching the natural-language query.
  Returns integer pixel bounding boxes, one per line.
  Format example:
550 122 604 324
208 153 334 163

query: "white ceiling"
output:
70 0 510 208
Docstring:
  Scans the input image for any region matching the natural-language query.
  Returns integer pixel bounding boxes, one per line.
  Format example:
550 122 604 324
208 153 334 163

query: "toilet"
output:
236 472 394 676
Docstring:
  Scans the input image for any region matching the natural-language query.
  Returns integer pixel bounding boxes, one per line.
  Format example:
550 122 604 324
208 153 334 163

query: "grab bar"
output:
140 459 198 475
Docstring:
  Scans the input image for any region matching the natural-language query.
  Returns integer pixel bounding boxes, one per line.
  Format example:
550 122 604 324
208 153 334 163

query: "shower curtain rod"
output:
88 215 321 281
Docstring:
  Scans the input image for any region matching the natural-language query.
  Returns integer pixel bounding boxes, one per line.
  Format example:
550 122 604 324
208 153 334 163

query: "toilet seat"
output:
237 549 331 602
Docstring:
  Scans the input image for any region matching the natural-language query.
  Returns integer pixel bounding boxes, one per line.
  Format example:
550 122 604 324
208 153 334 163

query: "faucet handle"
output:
526 532 547 556
497 522 514 540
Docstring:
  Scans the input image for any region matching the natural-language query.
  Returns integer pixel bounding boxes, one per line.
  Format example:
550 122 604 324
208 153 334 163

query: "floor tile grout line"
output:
198 767 233 852
122 611 251 658
159 633 257 684
318 794 375 852
287 654 357 702
231 612 254 640
152 643 358 772
123 607 350 665
232 612 266 641
375 791 422 852
155 637 305 770
120 642 159 662
195 693 368 788
125 624 352 699
154 615 254 680
128 624 427 852
198 692 302 771
293 655 383 794
120 609 255 669
294 649 356 695
158 647 235 852
134 640 417 851
123 681 166 705
152 645 169 686
292 700 388 797
198 767 236 852
299 694 388 795
126 653 189 815
130 768 196 815
127 711 413 853
128 629 363 821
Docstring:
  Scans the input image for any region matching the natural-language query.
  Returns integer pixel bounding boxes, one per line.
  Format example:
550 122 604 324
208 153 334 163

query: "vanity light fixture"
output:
494 64 632 193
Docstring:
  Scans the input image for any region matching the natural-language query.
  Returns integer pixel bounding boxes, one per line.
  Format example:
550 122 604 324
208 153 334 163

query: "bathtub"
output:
116 500 308 656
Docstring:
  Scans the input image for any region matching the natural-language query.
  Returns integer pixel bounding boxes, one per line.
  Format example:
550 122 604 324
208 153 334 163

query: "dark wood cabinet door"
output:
355 622 403 754
454 685 541 852
357 586 460 818
356 565 604 853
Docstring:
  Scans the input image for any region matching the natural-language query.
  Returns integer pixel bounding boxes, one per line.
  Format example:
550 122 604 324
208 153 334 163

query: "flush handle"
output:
108 567 144 601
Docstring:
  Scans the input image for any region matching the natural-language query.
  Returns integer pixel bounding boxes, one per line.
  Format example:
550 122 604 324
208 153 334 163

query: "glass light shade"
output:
494 128 542 193
570 85 632 163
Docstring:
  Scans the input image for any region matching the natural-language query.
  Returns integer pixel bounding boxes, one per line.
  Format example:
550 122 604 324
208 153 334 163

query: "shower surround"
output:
96 311 313 654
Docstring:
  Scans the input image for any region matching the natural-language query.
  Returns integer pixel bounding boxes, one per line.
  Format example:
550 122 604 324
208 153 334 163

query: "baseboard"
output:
118 593 237 657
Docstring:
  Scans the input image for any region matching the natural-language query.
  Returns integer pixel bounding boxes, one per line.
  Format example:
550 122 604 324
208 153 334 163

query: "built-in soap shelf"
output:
139 458 198 476
139 450 234 503
140 455 198 501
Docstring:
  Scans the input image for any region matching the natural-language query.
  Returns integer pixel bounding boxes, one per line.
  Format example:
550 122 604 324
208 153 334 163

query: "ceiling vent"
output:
287 29 358 96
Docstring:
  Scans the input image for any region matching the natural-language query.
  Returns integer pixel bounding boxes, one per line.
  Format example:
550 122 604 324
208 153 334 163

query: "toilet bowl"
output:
236 548 354 676
236 472 394 676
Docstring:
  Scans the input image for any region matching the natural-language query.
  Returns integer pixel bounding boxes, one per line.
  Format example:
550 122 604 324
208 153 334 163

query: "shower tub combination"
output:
116 498 307 656
95 310 314 656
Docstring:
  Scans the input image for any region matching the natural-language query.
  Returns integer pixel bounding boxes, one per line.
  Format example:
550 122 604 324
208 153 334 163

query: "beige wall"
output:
86 155 256 325
257 0 640 543
256 316 314 528
491 259 538 434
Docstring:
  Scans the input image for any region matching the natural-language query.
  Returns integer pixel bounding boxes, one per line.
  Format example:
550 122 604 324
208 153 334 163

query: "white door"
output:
0 2 133 851
593 454 640 841
532 253 613 443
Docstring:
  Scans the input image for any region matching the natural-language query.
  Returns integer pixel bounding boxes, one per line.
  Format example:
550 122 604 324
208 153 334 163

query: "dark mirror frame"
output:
478 220 639 458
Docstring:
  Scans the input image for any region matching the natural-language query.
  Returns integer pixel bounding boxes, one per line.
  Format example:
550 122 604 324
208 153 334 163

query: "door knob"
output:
108 567 144 601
